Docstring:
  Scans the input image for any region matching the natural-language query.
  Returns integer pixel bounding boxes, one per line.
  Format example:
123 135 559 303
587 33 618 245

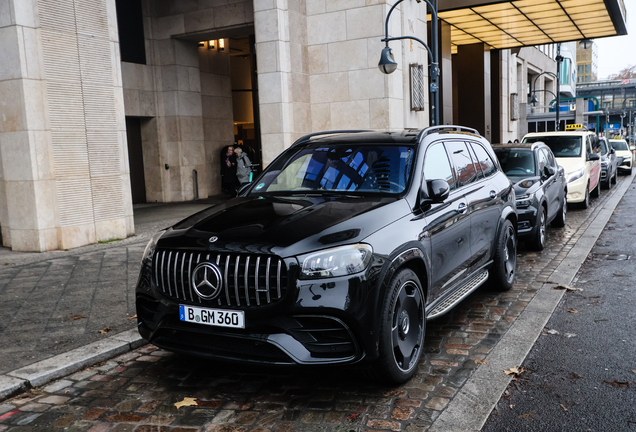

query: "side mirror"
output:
421 179 450 205
610 148 616 154
589 153 600 161
544 166 555 178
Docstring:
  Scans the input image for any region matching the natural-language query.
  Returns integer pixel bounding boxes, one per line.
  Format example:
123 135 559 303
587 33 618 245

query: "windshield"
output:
494 149 536 176
610 140 629 151
250 143 416 195
523 135 582 158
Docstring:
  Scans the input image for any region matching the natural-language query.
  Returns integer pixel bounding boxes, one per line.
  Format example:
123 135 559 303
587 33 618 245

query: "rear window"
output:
523 135 582 158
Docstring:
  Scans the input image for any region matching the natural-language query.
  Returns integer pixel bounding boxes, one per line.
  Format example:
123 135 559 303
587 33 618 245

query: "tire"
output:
371 268 425 384
489 219 517 292
551 194 567 228
603 173 612 189
591 176 601 198
612 170 618 185
629 168 633 175
580 184 590 209
530 207 547 251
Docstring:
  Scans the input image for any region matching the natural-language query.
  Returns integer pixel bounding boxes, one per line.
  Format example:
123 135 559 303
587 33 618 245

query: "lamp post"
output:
378 0 440 126
530 71 558 127
555 43 563 131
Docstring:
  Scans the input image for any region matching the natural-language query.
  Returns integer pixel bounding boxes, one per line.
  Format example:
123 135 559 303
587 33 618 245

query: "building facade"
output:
0 0 627 251
577 40 599 83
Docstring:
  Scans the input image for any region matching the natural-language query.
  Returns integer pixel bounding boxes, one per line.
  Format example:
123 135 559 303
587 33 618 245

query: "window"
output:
423 143 456 191
545 149 557 168
115 0 146 64
446 142 478 187
472 144 497 178
537 149 548 174
494 149 536 176
524 135 582 158
467 144 484 180
585 64 591 73
254 144 415 195
630 100 636 108
560 59 571 85
578 65 584 75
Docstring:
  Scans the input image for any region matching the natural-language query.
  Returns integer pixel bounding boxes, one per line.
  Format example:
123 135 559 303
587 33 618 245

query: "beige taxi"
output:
522 131 601 209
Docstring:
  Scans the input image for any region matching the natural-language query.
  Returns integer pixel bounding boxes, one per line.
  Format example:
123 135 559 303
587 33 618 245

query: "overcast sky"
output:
595 0 636 79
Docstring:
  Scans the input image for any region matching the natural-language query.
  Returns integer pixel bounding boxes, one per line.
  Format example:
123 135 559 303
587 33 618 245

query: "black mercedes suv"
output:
136 126 517 383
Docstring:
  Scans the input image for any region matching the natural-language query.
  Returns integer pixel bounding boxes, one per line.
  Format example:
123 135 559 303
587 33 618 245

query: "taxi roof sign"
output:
566 124 584 130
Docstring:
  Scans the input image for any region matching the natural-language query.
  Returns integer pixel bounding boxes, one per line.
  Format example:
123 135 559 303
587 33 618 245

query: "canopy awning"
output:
432 0 628 53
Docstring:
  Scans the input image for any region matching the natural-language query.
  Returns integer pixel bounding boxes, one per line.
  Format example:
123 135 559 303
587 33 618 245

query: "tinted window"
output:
254 144 415 195
610 140 629 151
599 139 609 155
424 143 456 191
466 143 484 180
472 144 497 177
494 149 535 176
446 142 478 187
524 135 582 158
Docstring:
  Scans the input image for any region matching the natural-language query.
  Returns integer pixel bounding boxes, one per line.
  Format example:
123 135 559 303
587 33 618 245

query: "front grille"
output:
153 250 288 307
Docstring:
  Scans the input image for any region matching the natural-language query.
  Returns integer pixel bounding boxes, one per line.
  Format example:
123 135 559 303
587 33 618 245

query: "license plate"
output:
179 305 245 329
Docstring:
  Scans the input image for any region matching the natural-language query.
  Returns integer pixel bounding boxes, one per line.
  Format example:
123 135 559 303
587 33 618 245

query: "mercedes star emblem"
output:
191 262 223 300
209 236 218 243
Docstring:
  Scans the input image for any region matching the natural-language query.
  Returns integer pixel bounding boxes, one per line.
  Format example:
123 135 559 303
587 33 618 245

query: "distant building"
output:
577 41 599 83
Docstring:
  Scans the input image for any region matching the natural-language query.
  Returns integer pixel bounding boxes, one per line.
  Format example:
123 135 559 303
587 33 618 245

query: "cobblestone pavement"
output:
0 177 632 431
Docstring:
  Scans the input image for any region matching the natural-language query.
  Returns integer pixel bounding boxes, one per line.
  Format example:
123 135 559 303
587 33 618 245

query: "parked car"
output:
609 138 632 175
135 126 517 384
492 142 567 250
598 136 618 188
522 131 601 209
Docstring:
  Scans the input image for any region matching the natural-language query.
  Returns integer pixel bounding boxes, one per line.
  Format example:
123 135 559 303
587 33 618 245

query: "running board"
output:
426 270 489 320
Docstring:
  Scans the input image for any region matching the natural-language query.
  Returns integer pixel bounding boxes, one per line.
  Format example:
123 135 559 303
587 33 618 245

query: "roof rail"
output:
292 130 374 146
418 125 480 140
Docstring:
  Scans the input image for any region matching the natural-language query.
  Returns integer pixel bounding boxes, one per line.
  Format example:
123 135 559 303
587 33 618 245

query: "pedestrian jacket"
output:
236 154 252 184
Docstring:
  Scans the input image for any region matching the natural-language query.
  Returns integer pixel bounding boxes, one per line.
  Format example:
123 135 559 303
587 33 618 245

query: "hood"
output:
511 176 541 196
157 195 410 257
554 157 584 175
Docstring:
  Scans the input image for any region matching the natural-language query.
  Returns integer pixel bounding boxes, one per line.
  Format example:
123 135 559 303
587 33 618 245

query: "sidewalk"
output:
0 197 225 377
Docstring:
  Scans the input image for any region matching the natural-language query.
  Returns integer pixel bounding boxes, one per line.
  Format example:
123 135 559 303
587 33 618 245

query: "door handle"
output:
489 190 497 199
458 203 467 213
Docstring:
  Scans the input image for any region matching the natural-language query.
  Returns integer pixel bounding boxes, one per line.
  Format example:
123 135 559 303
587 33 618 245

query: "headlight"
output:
142 230 165 265
566 168 585 184
299 244 373 279
516 193 534 209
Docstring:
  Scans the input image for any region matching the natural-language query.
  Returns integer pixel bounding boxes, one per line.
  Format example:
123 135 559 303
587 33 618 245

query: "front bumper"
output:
515 205 538 239
618 158 632 170
135 260 380 366
566 175 588 203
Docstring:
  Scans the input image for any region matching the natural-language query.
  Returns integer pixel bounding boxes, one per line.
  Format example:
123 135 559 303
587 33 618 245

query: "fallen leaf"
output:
174 397 198 409
545 329 560 335
554 285 583 291
504 366 524 375
475 360 488 365
567 309 579 313
127 315 137 319
509 405 514 409
564 333 577 338
98 327 112 334
632 370 636 374
604 379 630 388
569 372 581 379
517 412 534 419
69 314 87 322
560 404 568 412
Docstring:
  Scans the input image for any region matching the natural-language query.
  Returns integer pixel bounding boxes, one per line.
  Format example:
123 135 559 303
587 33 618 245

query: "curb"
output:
0 329 144 401
429 173 635 432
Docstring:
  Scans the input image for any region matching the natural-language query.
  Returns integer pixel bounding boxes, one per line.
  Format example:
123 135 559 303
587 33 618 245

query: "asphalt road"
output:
482 177 636 432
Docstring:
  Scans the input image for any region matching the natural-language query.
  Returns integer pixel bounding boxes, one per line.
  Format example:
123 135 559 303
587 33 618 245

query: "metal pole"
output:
555 43 561 131
432 0 439 126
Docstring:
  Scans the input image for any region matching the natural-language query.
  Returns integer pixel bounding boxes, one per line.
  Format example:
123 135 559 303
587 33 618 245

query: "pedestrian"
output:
235 147 252 187
221 145 238 197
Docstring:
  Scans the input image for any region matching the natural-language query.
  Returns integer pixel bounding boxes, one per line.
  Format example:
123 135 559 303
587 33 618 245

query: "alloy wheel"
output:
503 224 516 284
391 281 424 372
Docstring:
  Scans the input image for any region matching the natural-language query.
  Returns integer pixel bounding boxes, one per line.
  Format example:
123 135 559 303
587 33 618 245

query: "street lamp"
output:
379 0 440 126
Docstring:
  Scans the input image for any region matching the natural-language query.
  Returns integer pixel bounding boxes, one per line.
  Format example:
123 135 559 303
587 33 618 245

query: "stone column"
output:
0 0 59 251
